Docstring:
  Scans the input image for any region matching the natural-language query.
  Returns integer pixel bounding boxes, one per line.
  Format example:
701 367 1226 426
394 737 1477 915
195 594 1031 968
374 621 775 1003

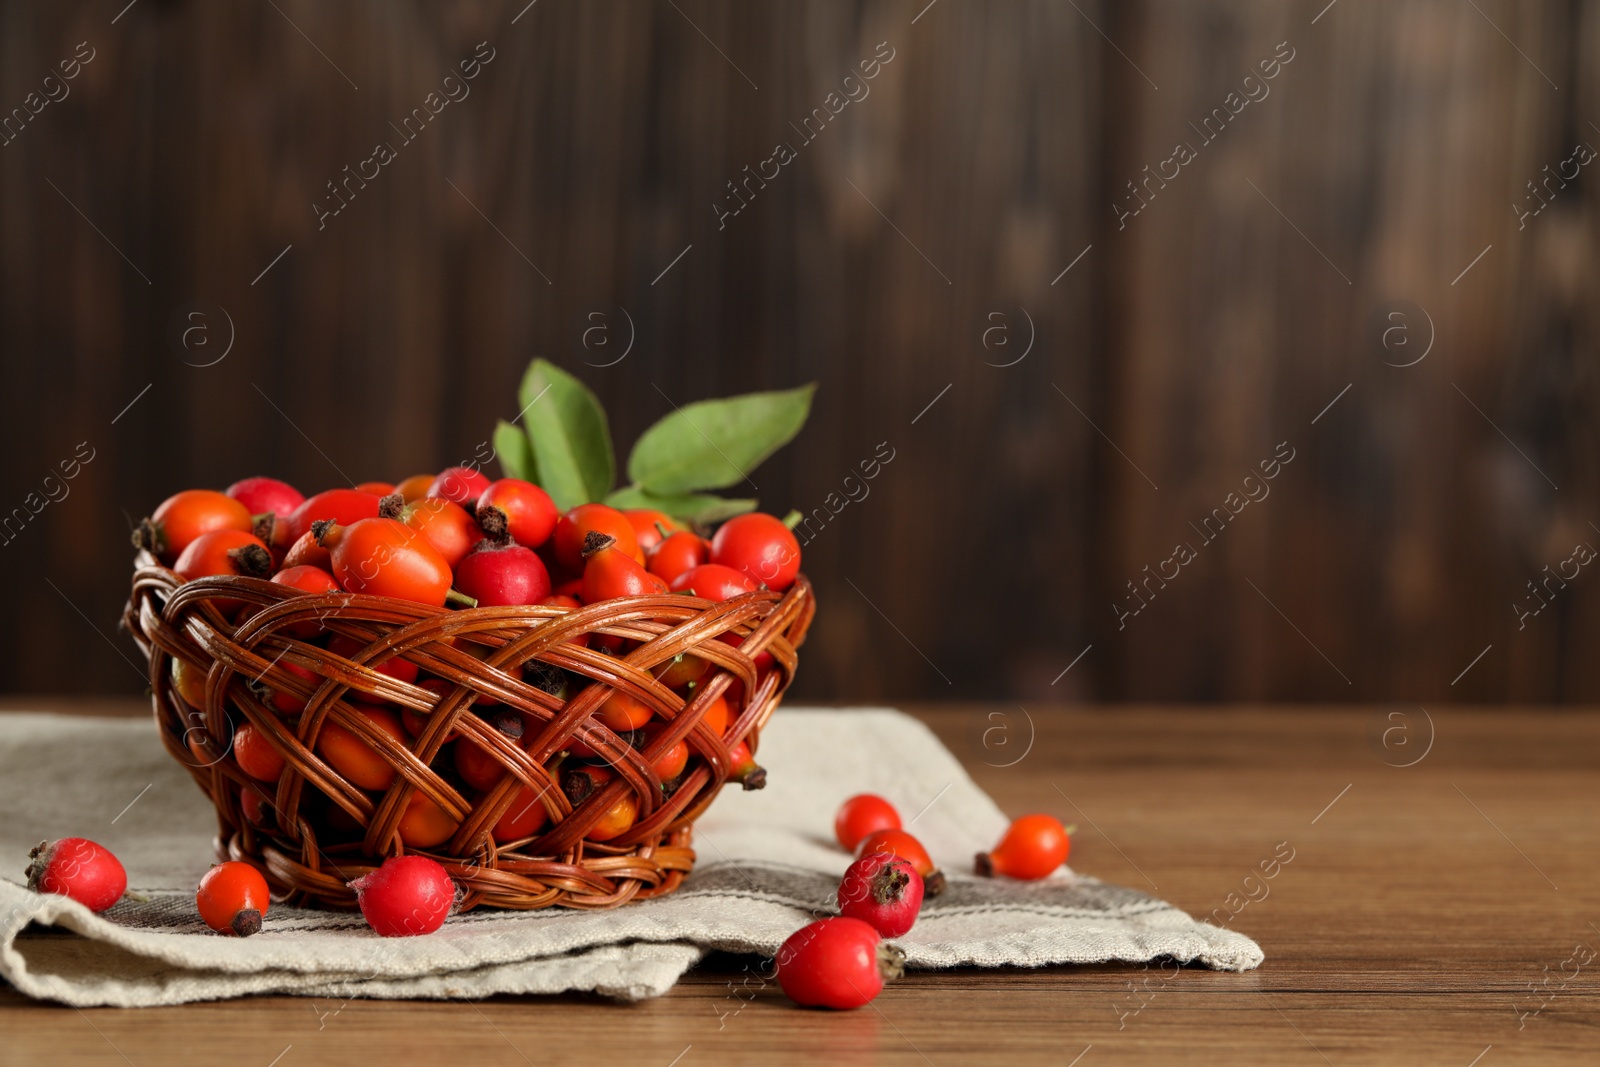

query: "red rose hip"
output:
834 793 902 852
348 855 454 937
975 814 1072 880
711 512 801 591
196 860 271 937
226 476 304 520
454 534 552 607
25 837 127 913
776 917 904 1010
137 489 253 563
476 478 558 549
856 828 945 896
838 852 924 937
426 466 491 506
668 563 758 602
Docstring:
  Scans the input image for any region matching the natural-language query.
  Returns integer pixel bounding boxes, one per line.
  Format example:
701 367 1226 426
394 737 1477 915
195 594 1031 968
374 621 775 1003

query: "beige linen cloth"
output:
0 708 1261 1006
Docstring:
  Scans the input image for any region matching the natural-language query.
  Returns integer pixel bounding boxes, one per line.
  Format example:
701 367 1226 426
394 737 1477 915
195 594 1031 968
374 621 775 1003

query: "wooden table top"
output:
2 700 1597 1066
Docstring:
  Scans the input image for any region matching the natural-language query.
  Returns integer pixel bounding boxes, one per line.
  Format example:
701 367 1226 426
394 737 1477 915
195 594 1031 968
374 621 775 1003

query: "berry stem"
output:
475 504 511 545
231 907 263 937
876 941 907 981
870 863 911 904
228 543 273 578
251 512 277 544
133 518 161 554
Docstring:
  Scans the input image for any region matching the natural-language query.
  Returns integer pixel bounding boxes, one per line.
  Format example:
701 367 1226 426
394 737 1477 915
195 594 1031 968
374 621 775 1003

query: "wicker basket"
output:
123 547 815 911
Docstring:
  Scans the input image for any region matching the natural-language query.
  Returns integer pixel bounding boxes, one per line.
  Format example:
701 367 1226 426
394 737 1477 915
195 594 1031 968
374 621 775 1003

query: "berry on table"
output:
975 814 1073 880
776 917 904 1010
838 851 924 937
196 860 270 936
856 828 945 896
834 793 902 852
25 837 127 913
349 855 455 937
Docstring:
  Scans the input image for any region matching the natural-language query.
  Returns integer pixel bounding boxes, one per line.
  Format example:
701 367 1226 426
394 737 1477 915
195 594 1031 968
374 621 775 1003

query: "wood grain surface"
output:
3 1 1596 706
2 699 1596 1065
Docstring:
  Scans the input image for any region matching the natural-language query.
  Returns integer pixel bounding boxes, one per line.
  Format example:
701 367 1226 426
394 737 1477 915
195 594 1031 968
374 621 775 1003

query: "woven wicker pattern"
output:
123 548 814 911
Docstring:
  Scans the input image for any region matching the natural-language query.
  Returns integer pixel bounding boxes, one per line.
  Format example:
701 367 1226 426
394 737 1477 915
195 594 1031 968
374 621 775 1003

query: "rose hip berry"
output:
196 861 271 937
397 792 461 849
349 855 455 937
232 721 286 782
284 487 382 545
553 503 641 572
621 507 679 555
838 852 924 937
173 528 273 583
668 563 758 602
315 706 408 789
975 814 1073 880
452 708 525 790
454 517 552 607
728 739 767 790
394 473 436 502
492 784 551 844
270 564 342 638
856 828 945 896
426 466 491 506
25 837 127 913
380 493 482 569
314 517 462 607
136 489 254 563
226 476 305 520
776 917 904 1010
647 529 708 584
711 511 802 591
581 532 667 602
280 529 332 571
834 793 902 852
477 478 559 549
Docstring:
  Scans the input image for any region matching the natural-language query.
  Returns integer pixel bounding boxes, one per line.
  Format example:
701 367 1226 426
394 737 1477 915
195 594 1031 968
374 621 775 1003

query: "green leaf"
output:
604 485 758 526
518 359 614 510
628 383 816 494
493 420 537 483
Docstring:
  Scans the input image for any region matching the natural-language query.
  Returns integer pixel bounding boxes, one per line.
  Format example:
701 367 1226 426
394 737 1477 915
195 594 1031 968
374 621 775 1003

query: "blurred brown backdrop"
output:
1 0 1595 703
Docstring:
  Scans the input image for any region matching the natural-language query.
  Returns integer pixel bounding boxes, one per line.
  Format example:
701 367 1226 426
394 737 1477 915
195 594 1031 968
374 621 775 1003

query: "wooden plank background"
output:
0 0 1592 704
